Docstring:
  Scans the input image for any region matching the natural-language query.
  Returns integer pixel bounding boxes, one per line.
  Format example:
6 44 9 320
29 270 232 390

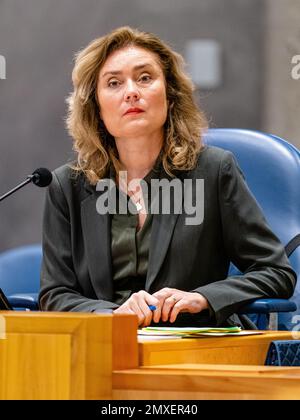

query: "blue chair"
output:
204 129 300 329
0 244 42 310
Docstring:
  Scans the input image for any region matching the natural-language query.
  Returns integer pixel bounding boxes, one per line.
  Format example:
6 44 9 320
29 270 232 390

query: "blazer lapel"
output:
145 211 180 290
81 192 114 300
145 167 186 291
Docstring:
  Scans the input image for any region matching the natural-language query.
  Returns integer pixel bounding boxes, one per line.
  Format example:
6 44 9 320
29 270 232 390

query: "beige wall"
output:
263 0 300 148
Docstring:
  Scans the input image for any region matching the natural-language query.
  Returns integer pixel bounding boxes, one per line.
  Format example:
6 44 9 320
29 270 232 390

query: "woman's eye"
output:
139 74 151 82
108 80 120 88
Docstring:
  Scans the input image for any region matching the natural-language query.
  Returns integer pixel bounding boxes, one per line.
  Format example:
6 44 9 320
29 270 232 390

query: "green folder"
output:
142 326 241 336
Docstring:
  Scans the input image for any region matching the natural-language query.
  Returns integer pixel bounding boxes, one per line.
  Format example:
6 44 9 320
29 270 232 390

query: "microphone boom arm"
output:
0 169 52 203
0 177 32 202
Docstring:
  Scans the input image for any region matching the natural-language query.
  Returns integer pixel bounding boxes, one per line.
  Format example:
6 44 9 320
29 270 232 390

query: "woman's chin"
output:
117 125 152 139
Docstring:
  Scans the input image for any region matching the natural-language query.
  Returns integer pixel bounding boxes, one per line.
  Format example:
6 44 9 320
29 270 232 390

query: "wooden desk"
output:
113 331 300 399
1 312 300 399
113 363 300 400
138 331 297 366
0 311 138 399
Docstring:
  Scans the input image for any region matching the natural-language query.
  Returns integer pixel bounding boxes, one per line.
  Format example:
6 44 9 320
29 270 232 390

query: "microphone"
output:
0 168 53 202
28 168 53 187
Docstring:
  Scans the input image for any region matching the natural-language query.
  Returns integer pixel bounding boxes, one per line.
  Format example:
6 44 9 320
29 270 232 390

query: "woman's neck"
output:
115 133 163 181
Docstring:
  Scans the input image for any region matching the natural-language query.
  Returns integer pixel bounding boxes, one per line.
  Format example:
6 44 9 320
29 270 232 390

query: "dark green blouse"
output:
110 156 162 305
111 211 152 304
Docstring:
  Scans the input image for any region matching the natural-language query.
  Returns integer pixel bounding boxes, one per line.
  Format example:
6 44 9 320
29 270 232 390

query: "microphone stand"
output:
0 175 35 202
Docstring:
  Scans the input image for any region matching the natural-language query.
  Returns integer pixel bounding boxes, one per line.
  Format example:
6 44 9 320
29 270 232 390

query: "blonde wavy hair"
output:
66 26 208 185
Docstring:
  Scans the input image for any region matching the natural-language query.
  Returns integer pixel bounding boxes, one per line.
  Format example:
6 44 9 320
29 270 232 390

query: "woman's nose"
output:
124 80 140 102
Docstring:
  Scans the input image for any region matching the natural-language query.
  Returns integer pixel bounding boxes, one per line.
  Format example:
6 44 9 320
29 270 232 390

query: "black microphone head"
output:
31 168 53 187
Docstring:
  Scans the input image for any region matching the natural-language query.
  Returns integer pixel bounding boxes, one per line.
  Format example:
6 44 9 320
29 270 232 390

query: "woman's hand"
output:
152 287 209 323
113 290 159 327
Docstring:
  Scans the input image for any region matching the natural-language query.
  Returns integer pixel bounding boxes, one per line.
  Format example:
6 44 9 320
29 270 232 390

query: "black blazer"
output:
39 146 296 327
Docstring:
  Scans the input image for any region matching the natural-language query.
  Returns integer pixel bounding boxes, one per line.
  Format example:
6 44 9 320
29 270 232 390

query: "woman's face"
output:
97 46 168 140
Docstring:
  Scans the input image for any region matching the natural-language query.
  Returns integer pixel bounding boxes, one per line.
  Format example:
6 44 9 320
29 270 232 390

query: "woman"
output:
39 26 296 328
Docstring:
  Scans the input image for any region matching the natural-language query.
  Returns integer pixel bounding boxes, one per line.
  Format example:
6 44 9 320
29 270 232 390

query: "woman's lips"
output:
124 109 145 116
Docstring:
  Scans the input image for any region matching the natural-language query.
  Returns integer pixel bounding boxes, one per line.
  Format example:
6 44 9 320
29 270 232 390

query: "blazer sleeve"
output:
39 171 118 312
194 151 297 326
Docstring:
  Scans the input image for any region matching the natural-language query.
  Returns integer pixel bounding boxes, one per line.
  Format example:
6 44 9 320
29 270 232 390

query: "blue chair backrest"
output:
0 244 42 295
204 129 300 329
